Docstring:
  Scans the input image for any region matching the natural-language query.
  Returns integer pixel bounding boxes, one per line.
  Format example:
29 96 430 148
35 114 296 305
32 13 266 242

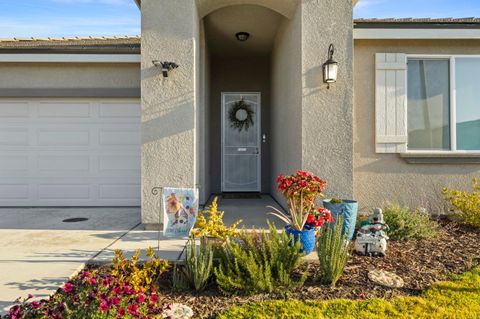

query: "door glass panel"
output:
455 58 480 150
222 94 260 192
407 59 450 150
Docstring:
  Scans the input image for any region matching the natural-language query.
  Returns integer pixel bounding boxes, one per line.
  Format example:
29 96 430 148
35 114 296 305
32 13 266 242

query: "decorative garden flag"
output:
162 187 198 237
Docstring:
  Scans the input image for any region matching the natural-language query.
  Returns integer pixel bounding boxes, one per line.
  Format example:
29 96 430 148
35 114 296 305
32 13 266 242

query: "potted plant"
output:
269 170 330 254
323 197 358 240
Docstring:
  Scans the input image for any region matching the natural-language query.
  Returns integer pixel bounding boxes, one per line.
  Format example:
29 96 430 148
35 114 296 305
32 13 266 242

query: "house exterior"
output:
0 0 479 228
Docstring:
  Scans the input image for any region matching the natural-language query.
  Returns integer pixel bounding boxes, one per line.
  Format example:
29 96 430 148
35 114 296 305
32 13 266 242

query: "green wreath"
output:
228 98 255 132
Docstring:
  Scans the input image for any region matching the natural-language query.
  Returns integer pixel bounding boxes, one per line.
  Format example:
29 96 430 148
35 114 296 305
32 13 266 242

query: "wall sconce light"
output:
235 32 250 42
152 60 179 78
323 44 338 89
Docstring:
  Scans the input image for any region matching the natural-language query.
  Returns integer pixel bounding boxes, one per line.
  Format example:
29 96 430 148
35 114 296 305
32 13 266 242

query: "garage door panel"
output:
99 184 140 200
99 129 140 146
0 184 29 200
38 184 91 200
99 102 140 118
37 129 91 146
99 155 140 172
0 98 140 206
0 102 30 117
37 156 90 171
0 128 29 145
37 102 91 118
0 155 29 171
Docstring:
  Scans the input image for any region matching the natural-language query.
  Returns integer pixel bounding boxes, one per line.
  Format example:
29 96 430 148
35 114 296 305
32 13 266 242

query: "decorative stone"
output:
368 269 404 288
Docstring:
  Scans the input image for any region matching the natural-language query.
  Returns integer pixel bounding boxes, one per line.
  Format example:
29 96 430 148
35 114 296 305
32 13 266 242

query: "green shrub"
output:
214 222 306 295
317 216 350 287
217 266 480 319
383 204 440 241
173 238 213 291
443 178 480 228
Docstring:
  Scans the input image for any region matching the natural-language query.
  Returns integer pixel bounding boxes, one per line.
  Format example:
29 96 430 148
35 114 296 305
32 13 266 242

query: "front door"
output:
221 92 261 192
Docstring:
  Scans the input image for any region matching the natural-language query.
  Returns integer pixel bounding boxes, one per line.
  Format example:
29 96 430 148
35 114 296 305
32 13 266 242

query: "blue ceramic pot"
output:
285 225 316 255
323 199 358 240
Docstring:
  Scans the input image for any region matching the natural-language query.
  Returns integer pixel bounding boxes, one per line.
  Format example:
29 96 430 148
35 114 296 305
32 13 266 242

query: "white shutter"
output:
375 53 408 153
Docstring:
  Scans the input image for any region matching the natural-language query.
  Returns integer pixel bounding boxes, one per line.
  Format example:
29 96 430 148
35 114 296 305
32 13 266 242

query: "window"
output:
407 56 480 152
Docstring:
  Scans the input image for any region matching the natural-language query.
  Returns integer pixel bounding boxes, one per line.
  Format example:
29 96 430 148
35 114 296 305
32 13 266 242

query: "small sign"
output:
162 187 198 237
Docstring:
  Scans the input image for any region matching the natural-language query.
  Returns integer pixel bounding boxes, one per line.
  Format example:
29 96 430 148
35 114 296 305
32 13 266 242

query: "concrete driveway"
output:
0 207 140 314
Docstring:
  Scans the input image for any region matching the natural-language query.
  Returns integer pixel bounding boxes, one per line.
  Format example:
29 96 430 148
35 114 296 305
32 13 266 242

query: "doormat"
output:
222 193 262 199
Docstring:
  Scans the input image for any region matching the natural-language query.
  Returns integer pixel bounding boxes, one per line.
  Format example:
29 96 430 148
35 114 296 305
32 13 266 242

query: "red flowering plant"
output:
269 170 328 231
306 207 334 229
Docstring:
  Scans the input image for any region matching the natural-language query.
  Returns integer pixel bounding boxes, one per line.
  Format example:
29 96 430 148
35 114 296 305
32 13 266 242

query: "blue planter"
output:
323 199 358 240
285 225 316 255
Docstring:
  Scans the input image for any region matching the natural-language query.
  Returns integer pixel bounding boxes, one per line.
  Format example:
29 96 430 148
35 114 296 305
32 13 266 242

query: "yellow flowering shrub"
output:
112 247 170 292
192 197 242 241
443 178 480 228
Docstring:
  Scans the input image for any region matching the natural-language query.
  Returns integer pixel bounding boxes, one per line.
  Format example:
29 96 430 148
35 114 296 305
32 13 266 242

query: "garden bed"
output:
88 220 479 318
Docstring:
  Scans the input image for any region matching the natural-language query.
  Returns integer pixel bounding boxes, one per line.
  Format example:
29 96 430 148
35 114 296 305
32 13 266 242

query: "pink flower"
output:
88 278 97 285
137 294 145 303
30 301 41 309
27 294 34 299
62 283 74 293
118 307 125 317
101 278 110 287
128 303 138 316
99 301 109 313
113 286 123 295
149 294 158 303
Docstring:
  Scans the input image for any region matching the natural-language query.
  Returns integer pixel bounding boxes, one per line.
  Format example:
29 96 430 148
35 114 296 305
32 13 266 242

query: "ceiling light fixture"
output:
235 32 250 42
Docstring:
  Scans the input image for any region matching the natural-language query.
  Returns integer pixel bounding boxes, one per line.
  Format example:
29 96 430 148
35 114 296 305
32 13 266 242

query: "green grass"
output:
216 266 480 319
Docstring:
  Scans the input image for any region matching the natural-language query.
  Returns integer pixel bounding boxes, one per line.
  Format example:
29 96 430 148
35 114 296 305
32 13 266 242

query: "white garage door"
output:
0 98 140 206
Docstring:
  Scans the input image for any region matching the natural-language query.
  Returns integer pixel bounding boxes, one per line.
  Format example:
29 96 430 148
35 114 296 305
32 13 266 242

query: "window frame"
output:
406 54 480 154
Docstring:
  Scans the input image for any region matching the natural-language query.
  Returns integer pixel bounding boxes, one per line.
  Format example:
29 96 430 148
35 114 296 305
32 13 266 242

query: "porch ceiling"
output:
204 4 283 56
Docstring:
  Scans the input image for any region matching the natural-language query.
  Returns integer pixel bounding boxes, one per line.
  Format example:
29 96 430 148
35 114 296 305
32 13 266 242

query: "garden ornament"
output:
354 208 390 257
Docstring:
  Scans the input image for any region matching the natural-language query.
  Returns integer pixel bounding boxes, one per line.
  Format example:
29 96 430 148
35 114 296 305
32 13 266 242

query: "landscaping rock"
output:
368 269 404 288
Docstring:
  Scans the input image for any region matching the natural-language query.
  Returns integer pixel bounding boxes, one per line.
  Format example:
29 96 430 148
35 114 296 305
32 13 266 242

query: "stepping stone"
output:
368 269 404 288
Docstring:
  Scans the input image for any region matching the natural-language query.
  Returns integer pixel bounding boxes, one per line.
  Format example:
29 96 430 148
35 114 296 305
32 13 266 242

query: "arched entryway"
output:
198 3 303 202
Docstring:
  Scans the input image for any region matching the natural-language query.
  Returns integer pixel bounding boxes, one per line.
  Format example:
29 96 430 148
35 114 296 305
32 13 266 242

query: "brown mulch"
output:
105 221 480 318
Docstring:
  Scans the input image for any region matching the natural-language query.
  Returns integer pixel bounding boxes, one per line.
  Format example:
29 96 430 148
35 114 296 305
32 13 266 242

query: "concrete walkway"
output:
0 207 140 314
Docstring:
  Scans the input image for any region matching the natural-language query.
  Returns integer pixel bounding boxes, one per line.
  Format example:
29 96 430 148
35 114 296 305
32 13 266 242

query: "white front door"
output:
0 98 140 206
221 93 261 192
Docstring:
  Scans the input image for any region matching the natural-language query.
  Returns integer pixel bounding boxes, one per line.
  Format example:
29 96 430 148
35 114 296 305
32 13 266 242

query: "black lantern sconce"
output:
152 60 179 78
323 44 338 89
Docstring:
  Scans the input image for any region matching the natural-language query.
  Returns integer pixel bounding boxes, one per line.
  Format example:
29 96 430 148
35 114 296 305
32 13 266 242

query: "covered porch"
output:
140 0 354 228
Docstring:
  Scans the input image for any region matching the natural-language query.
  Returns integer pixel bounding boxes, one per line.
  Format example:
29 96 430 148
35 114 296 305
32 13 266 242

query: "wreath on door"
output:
228 98 255 132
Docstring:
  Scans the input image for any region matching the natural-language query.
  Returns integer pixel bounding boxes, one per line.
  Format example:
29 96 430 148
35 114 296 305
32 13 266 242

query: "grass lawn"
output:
217 265 480 319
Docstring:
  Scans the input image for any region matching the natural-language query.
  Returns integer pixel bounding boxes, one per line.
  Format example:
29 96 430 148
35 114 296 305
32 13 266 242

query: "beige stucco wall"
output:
141 0 199 225
270 9 302 204
198 19 211 203
0 63 139 89
300 0 354 200
354 39 480 212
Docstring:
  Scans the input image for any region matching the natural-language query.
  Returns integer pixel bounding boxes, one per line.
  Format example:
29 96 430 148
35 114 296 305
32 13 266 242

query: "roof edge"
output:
133 0 357 9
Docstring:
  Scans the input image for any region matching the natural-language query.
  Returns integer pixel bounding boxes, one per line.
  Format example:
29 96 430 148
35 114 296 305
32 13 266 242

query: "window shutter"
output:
375 53 408 153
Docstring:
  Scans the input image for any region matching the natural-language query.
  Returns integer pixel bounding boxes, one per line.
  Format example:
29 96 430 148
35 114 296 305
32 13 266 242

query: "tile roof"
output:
0 36 140 53
354 18 480 23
